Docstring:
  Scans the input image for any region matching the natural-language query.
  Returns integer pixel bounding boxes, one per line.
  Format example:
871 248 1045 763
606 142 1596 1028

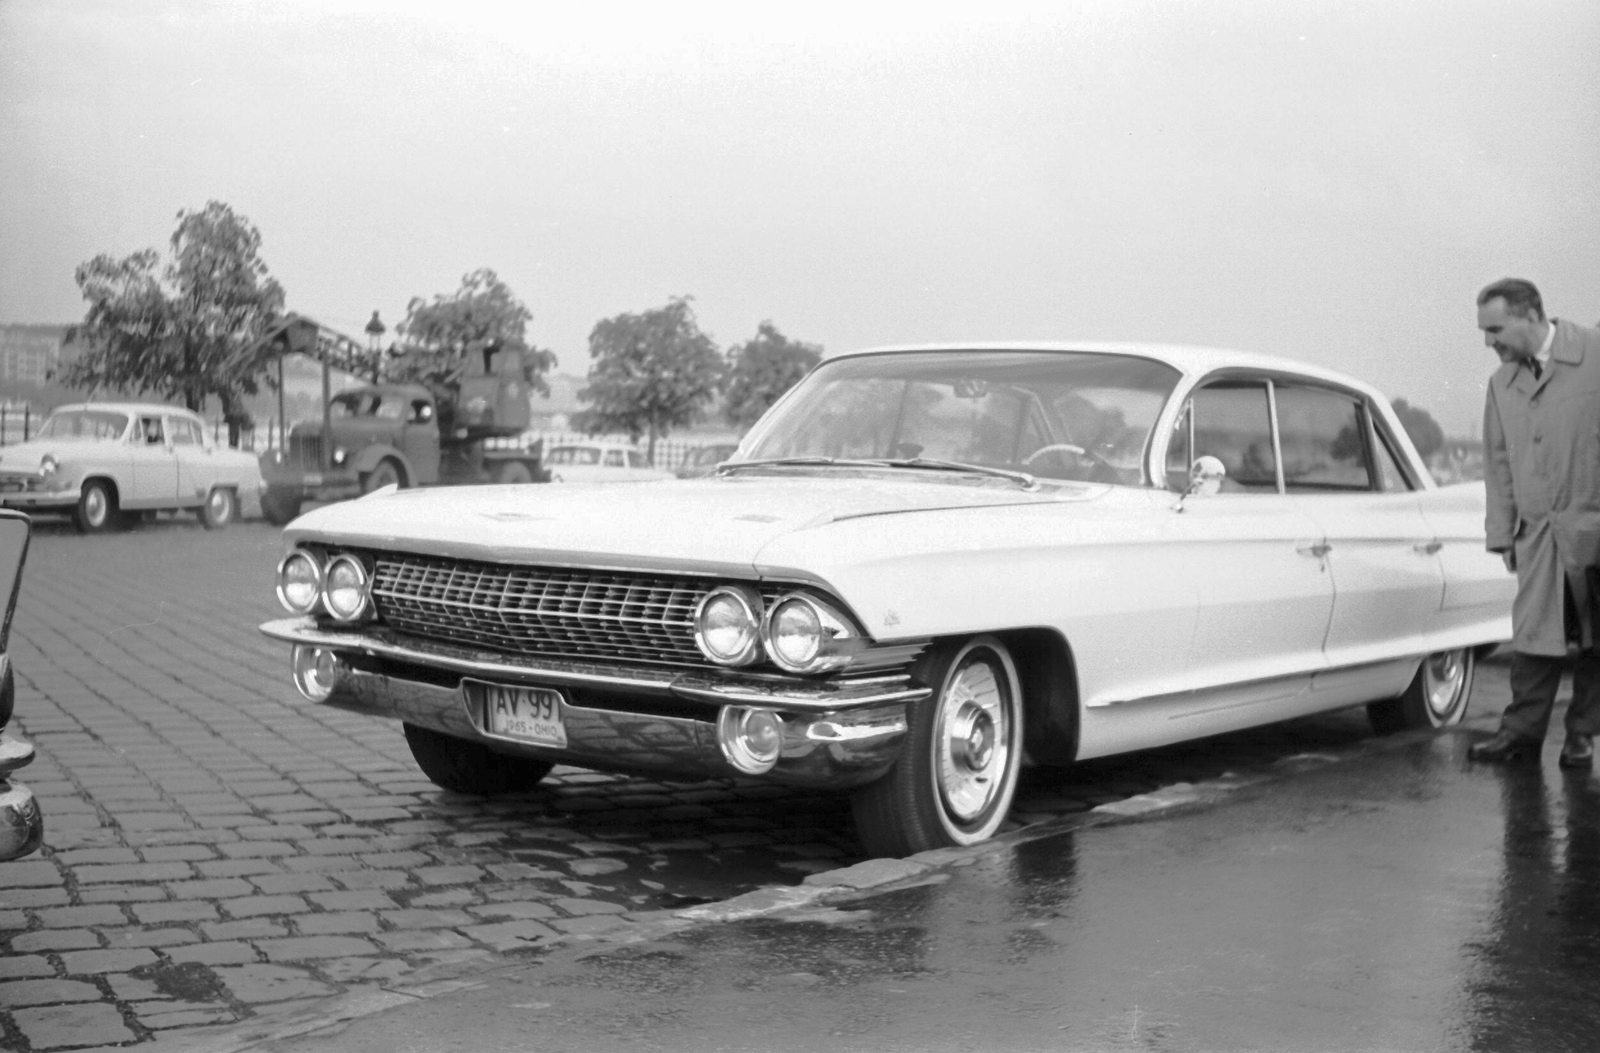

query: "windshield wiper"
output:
716 456 1038 490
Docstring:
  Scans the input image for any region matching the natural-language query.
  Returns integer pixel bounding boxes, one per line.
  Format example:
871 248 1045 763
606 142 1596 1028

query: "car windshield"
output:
331 392 404 419
739 350 1182 486
37 409 130 440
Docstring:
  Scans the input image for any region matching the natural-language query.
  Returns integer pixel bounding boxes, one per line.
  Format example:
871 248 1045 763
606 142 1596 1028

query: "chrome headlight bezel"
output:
693 585 764 667
321 553 372 622
761 592 862 674
332 447 348 466
38 454 57 476
276 549 324 615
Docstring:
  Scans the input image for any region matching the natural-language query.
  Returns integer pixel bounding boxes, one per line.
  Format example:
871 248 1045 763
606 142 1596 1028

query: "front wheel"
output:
261 489 300 526
852 635 1024 857
362 458 404 494
74 480 118 534
1367 648 1475 734
402 723 553 796
494 461 533 484
201 487 235 530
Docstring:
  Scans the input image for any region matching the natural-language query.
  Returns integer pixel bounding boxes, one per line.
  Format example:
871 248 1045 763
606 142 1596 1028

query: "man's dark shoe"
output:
1467 730 1542 762
1559 735 1594 769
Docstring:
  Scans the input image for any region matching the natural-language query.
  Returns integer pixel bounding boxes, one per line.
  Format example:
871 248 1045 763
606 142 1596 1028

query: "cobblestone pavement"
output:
0 515 1514 1052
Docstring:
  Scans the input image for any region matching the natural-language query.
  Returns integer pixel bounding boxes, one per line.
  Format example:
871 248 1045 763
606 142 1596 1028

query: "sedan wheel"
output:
74 480 118 534
1367 648 1475 734
852 635 1024 857
402 723 553 796
201 487 235 530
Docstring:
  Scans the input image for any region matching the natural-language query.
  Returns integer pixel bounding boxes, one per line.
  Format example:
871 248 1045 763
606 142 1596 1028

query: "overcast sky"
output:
3 0 1597 435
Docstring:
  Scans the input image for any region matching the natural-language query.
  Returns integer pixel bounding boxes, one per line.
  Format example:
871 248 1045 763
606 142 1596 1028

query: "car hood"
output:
0 437 116 470
284 473 1104 575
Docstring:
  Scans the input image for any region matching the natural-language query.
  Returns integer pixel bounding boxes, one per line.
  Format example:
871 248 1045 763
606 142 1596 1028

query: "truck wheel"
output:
402 724 553 795
362 458 404 494
494 461 533 484
201 487 236 530
261 490 300 526
851 635 1024 857
74 480 119 534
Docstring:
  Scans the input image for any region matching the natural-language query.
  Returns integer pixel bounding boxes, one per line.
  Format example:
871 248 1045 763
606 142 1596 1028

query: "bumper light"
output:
291 644 342 702
762 593 860 674
717 706 785 774
276 549 323 614
693 586 763 666
321 554 371 622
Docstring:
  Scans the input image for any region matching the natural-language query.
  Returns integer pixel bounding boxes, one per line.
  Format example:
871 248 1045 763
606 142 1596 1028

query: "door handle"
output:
1413 540 1443 555
1296 542 1332 558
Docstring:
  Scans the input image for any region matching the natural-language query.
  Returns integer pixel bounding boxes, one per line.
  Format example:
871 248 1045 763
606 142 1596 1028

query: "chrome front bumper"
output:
0 731 43 861
260 617 924 789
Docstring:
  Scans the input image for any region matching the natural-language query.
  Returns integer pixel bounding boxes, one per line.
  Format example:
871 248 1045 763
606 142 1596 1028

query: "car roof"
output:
838 342 1386 402
50 402 200 419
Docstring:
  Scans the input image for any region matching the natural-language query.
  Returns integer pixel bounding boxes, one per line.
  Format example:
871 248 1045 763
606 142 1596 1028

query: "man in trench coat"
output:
1469 278 1600 766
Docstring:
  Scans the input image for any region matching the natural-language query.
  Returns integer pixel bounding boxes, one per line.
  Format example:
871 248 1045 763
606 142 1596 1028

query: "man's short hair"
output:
1477 278 1545 320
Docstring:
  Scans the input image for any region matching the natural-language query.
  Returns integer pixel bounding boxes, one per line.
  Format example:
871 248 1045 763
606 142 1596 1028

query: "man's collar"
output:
1536 319 1556 366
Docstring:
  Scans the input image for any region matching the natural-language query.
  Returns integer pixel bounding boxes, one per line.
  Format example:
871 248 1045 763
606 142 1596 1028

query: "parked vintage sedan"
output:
0 508 42 860
0 403 263 532
261 343 1513 856
543 441 675 483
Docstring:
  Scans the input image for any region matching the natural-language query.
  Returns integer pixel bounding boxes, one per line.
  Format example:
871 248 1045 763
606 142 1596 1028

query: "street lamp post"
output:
365 311 386 384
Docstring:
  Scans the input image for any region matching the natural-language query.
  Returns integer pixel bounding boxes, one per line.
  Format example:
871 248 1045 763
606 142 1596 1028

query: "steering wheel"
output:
1021 443 1087 466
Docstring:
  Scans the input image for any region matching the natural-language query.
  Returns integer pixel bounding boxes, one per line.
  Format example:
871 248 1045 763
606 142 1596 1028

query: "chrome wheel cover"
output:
1423 650 1467 720
935 654 1012 824
83 487 107 526
207 489 230 521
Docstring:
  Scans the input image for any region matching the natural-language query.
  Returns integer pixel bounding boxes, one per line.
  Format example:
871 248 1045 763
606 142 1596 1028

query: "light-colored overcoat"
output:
1484 318 1600 655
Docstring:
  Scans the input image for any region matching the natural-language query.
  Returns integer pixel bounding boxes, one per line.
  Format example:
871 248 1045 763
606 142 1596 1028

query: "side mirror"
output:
1185 455 1226 497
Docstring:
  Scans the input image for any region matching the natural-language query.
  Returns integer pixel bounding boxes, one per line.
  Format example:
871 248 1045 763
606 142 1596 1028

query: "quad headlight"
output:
321 554 371 622
762 593 859 674
276 549 324 614
693 586 763 666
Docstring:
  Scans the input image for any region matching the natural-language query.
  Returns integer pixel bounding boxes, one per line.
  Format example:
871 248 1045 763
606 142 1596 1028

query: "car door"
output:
1275 384 1446 680
169 415 210 507
126 414 178 507
1162 378 1335 702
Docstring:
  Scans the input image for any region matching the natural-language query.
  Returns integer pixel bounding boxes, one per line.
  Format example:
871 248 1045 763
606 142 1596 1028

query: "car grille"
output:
288 434 323 470
367 552 730 667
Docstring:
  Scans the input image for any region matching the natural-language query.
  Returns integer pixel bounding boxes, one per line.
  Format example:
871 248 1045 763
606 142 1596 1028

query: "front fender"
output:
349 444 414 485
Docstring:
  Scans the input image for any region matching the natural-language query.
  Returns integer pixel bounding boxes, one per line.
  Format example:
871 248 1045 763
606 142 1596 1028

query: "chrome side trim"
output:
260 617 930 713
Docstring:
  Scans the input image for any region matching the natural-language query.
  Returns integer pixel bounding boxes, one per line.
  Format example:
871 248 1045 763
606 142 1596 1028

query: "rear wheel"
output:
74 480 118 534
201 487 235 530
1367 648 1475 734
852 635 1024 857
362 458 404 494
402 723 553 796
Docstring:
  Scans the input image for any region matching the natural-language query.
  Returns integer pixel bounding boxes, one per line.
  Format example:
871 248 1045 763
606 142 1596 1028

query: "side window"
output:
1372 423 1415 492
603 450 625 468
1191 381 1278 492
140 416 165 445
1164 401 1191 491
626 450 646 469
1275 385 1374 493
169 418 197 446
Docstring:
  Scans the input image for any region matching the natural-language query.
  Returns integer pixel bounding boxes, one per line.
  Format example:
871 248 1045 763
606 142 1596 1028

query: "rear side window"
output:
1275 385 1373 493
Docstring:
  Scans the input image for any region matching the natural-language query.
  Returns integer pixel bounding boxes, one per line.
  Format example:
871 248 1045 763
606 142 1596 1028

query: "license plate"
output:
303 472 323 486
478 683 568 748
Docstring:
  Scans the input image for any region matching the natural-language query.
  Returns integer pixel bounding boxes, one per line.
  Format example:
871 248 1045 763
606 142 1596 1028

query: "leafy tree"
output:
64 201 286 442
392 268 556 397
576 296 725 463
1391 398 1445 461
722 321 822 429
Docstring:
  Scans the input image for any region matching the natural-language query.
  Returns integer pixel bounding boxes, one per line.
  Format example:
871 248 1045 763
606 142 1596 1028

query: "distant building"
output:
0 324 79 407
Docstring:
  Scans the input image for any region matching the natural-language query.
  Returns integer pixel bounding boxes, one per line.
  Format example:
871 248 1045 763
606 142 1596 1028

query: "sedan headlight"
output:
761 593 862 674
321 554 371 622
694 586 763 666
276 549 324 614
39 455 57 476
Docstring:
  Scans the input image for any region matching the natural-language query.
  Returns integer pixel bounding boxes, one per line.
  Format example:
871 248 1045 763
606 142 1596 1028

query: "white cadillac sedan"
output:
0 402 263 532
261 344 1513 857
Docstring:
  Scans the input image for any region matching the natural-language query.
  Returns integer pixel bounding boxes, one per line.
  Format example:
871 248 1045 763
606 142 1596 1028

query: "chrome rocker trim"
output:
259 618 919 789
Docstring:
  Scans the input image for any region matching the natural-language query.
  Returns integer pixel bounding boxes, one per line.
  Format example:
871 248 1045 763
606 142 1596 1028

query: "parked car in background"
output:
260 342 1513 857
543 441 675 483
0 403 263 532
0 508 42 860
675 442 742 479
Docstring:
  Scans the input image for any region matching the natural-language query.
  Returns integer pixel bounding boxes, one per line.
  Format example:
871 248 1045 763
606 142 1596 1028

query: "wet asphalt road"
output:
262 727 1600 1053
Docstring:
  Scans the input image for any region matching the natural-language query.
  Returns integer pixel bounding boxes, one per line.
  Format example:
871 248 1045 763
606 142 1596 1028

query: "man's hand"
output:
1500 548 1517 573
